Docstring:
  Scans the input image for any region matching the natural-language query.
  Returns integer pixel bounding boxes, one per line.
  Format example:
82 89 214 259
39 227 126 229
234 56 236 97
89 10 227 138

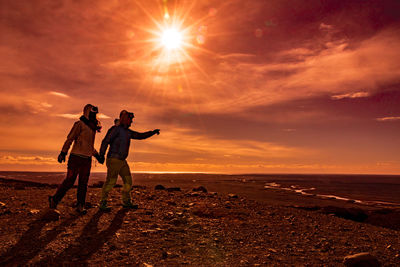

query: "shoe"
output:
48 196 57 209
76 204 87 215
122 201 138 209
99 200 111 212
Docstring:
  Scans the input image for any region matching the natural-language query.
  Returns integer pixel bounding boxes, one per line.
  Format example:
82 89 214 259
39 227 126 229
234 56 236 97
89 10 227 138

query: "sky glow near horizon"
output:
0 0 400 174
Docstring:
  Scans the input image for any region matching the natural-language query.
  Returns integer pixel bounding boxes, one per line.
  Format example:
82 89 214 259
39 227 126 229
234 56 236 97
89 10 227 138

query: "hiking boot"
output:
99 200 111 212
76 204 87 215
122 201 138 209
48 196 57 209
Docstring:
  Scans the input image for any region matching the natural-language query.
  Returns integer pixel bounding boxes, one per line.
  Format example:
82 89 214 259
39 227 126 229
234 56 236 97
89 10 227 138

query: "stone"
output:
167 187 181 192
228 193 238 199
29 209 40 215
343 252 381 267
321 206 368 222
91 181 104 188
155 184 166 190
42 209 61 221
162 251 168 259
192 186 207 193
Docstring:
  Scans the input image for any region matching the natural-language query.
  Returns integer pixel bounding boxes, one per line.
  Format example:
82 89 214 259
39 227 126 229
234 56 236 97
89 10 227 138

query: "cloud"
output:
49 91 69 98
319 23 334 31
331 92 370 100
376 116 400 121
0 155 57 165
135 128 314 164
199 28 400 113
55 113 110 119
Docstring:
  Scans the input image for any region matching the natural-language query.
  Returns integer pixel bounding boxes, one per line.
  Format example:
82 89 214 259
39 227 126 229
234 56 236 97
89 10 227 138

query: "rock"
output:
170 217 188 226
0 201 5 207
167 201 177 206
192 186 207 193
155 184 165 190
0 208 11 216
41 209 61 221
91 181 104 188
343 252 381 267
228 193 238 199
321 206 368 222
167 187 181 192
29 209 40 215
162 250 168 259
189 223 202 229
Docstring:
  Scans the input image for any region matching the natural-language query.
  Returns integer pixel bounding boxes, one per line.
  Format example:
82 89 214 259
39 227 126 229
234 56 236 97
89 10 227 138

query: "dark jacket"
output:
99 125 155 160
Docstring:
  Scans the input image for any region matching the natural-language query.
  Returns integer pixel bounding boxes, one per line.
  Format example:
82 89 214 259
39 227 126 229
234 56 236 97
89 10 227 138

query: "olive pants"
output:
100 158 132 204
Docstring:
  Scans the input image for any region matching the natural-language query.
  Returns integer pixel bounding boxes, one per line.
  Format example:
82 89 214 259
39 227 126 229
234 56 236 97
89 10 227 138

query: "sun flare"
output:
161 28 183 50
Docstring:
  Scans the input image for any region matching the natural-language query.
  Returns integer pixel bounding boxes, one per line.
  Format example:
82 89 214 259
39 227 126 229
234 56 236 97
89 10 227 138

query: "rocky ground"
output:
0 178 399 266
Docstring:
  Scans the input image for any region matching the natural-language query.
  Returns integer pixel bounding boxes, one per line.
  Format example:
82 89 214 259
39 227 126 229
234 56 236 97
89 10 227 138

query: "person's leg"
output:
119 160 133 205
100 158 121 202
77 157 91 208
52 155 79 204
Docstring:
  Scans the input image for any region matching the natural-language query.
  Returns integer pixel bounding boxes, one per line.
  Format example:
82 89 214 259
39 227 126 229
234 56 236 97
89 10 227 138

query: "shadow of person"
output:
39 208 128 266
0 210 79 266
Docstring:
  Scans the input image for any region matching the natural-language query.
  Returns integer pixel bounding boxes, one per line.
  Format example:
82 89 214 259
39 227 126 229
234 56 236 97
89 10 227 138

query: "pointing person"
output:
98 110 160 211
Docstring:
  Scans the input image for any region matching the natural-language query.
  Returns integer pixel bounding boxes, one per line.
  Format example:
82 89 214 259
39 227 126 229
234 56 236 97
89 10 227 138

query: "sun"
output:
161 28 183 50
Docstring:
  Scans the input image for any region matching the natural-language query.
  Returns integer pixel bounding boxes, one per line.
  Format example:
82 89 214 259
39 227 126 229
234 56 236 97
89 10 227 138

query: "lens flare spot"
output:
196 35 205 45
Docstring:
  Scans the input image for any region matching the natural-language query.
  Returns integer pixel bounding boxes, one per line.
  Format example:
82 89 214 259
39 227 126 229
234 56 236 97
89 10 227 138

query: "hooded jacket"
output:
61 105 98 157
99 124 155 160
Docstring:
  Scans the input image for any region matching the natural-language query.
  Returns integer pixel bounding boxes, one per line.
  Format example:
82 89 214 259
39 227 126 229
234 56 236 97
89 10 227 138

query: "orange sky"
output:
0 0 400 174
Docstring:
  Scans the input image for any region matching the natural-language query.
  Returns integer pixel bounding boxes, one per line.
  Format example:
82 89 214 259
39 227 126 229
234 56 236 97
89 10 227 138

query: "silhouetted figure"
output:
49 104 102 214
98 110 160 211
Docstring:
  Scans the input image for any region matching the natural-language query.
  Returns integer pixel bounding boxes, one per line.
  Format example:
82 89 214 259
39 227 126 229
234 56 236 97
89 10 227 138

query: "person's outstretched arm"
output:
130 129 160 140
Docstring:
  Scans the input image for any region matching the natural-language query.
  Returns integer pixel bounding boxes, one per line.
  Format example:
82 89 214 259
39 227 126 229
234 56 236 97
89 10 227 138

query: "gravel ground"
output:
0 179 399 266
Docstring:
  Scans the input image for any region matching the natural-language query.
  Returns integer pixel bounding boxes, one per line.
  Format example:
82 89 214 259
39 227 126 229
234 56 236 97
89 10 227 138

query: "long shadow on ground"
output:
0 210 79 266
38 208 128 266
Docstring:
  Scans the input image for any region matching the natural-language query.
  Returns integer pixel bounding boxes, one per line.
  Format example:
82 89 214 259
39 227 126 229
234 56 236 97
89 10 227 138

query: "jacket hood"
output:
83 104 93 119
81 104 101 132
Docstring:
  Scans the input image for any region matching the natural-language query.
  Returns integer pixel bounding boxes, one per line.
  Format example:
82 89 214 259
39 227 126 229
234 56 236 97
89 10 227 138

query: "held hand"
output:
153 129 160 135
57 152 66 163
95 154 105 164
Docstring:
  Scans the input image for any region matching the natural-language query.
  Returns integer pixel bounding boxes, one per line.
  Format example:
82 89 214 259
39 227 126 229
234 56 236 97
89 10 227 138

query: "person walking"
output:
98 110 160 211
49 104 102 214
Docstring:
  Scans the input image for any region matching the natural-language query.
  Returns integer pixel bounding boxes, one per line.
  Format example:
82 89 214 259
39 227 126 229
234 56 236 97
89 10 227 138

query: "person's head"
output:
119 110 134 127
83 104 99 121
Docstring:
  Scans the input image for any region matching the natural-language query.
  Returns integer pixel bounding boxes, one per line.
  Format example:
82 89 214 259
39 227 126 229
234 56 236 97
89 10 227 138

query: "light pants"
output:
101 158 132 204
